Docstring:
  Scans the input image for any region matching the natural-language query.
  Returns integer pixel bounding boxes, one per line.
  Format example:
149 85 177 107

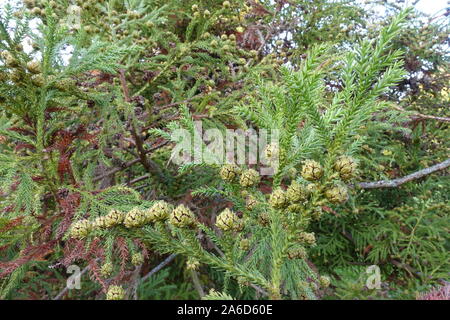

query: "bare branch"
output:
393 105 450 123
249 283 269 297
358 158 450 189
190 269 205 298
127 174 150 186
119 70 166 182
93 140 169 183
140 254 177 283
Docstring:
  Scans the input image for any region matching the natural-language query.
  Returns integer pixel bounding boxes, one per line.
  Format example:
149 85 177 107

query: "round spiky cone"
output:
301 160 323 181
93 216 108 229
169 204 196 228
287 203 303 213
287 245 307 259
2 51 18 67
240 239 250 251
319 276 331 288
186 257 200 271
145 200 173 222
26 60 41 74
216 208 242 232
325 185 349 204
264 143 279 161
258 212 270 226
131 253 144 266
269 188 287 209
334 156 357 180
69 219 91 239
298 232 316 246
219 164 241 182
106 285 125 300
245 196 257 211
104 209 124 228
305 183 318 194
54 78 75 91
100 262 113 277
123 208 146 228
286 181 307 203
239 169 260 187
10 69 23 83
31 74 45 87
0 71 8 82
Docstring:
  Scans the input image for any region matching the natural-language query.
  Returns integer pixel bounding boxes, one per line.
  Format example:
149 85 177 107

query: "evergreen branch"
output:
137 227 271 290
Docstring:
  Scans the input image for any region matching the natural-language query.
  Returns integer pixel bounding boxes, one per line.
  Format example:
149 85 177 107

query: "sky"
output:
0 0 448 15
414 0 448 15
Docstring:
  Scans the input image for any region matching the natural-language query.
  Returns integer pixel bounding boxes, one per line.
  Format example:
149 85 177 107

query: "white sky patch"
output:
1 0 448 63
415 0 448 15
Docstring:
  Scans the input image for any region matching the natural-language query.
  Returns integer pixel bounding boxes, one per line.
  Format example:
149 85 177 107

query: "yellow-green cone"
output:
100 262 113 277
287 245 307 259
334 156 357 180
239 169 260 187
319 275 331 288
93 216 108 230
69 219 92 239
245 196 257 211
106 285 125 300
301 160 323 181
104 209 124 228
26 60 41 74
269 188 287 209
123 208 146 228
186 257 200 271
219 164 241 182
264 143 279 161
298 231 316 246
325 185 349 204
131 253 144 266
286 181 307 203
145 200 173 222
216 208 242 232
169 204 196 228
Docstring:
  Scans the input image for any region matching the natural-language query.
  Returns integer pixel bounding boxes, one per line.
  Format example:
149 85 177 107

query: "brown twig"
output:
410 113 450 123
139 93 207 130
92 140 169 183
390 259 419 279
249 283 269 297
190 269 205 298
140 254 177 283
154 93 205 112
127 174 150 186
393 105 450 123
358 158 450 189
118 70 166 182
129 265 142 300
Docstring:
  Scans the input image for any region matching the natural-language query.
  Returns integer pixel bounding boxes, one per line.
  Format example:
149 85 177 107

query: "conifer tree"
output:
0 0 448 300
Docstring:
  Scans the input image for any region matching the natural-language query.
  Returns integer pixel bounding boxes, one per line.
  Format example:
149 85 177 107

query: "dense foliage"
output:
0 0 448 300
